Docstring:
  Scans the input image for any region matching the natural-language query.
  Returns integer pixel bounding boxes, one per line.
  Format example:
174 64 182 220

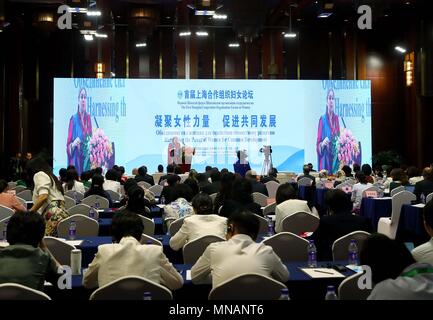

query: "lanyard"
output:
401 267 433 278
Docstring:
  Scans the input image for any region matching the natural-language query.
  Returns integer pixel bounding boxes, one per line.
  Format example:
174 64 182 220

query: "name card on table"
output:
325 181 334 189
342 186 352 194
365 191 378 198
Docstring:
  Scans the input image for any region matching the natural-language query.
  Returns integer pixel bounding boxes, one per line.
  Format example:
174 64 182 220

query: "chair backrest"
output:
90 276 172 300
0 217 10 240
263 202 277 216
14 186 27 194
16 196 26 207
263 232 309 262
168 217 185 236
265 181 280 199
332 231 371 261
208 273 287 300
298 177 313 187
57 214 99 238
183 235 225 264
338 271 372 300
362 186 381 198
105 190 120 202
44 236 76 266
152 173 164 185
390 185 405 197
179 174 188 183
252 192 269 207
254 214 269 235
0 283 51 300
64 190 84 202
68 203 96 218
0 205 14 221
209 193 218 203
138 215 155 236
8 181 17 189
281 211 320 235
137 181 152 190
16 190 32 201
140 234 162 246
81 195 109 209
148 185 163 197
390 190 416 225
159 179 167 187
63 195 76 210
426 192 433 204
336 182 353 193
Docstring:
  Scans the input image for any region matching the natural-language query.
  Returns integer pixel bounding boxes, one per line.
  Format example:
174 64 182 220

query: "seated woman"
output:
0 179 27 212
389 168 409 192
351 172 372 211
84 174 113 207
163 184 194 221
169 193 227 251
0 211 61 291
117 185 151 218
83 212 183 290
62 168 85 194
274 183 312 233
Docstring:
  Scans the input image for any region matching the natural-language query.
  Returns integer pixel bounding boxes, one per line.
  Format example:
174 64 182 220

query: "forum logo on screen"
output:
178 90 183 99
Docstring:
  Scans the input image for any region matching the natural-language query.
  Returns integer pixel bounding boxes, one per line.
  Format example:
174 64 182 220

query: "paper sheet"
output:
345 265 363 273
300 268 345 278
0 241 9 248
65 240 84 246
186 270 192 281
157 204 165 208
413 203 426 208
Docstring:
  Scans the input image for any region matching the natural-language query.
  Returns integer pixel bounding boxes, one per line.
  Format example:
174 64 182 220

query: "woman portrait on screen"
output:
316 88 340 174
167 136 181 165
66 87 92 175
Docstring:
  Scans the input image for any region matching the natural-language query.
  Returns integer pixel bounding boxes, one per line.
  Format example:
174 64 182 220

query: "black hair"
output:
27 157 64 195
205 165 212 172
192 193 213 215
406 166 420 178
157 164 164 173
275 183 296 205
231 178 254 205
7 211 45 247
221 168 229 174
87 174 106 197
138 166 148 176
361 164 372 176
303 165 311 175
0 179 8 193
118 166 125 175
65 168 79 191
355 172 367 184
58 168 67 183
94 167 103 175
196 173 208 183
183 178 199 197
353 163 361 173
105 169 119 182
360 233 415 284
423 199 433 230
342 165 352 177
124 178 138 195
219 172 235 199
66 165 76 171
227 209 260 240
166 164 175 173
111 212 144 243
325 189 352 215
268 167 278 177
126 186 146 213
210 169 221 182
167 174 180 186
173 184 194 202
174 166 182 175
80 171 91 182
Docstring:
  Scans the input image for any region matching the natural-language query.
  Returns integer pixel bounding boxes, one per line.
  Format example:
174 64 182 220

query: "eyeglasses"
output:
80 95 87 99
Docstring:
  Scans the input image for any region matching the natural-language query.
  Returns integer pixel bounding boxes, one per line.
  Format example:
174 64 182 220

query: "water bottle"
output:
1 222 7 241
95 197 100 210
160 195 165 205
278 288 290 300
307 240 317 268
325 285 339 300
421 193 426 204
68 221 77 240
267 216 274 237
143 292 152 300
348 239 359 266
89 206 97 220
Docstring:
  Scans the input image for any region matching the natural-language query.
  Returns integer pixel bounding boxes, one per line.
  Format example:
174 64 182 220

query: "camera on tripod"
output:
259 145 272 154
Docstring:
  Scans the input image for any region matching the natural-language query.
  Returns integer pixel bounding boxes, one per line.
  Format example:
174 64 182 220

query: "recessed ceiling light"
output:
228 43 240 48
196 31 209 37
395 46 407 53
84 34 94 41
179 31 191 37
284 32 297 38
136 43 147 48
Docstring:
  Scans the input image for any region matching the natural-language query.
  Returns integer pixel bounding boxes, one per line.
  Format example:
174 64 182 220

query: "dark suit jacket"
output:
135 174 155 186
312 213 372 261
251 181 269 196
160 186 177 204
201 182 221 195
414 179 433 202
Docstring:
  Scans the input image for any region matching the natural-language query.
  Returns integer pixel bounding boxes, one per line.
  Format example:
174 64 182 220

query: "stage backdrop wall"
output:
54 79 371 175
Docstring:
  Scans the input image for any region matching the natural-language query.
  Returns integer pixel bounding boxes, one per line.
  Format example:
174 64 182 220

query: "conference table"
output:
360 197 392 231
47 261 355 301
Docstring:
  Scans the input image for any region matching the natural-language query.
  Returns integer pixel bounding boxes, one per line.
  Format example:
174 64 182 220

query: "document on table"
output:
0 241 9 248
413 203 426 208
300 268 345 279
186 270 192 281
65 240 84 246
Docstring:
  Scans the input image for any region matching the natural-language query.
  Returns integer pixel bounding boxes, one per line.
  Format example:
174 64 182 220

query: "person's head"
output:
89 174 104 192
326 88 335 116
174 166 182 175
105 169 119 182
183 178 199 197
77 87 87 115
157 164 164 173
138 166 148 176
221 168 229 175
226 210 260 241
27 157 63 194
95 167 103 175
172 136 179 144
422 167 433 181
80 171 91 182
303 164 311 175
0 179 8 193
58 168 67 182
355 172 367 184
191 193 213 215
131 168 138 176
196 173 208 184
126 186 146 213
210 169 221 183
423 200 433 237
166 164 175 174
219 172 235 197
360 234 415 284
231 178 253 205
167 174 180 187
25 152 32 160
325 189 352 215
342 165 352 177
173 183 194 202
361 164 372 176
390 168 408 185
307 163 313 171
275 183 297 205
65 168 79 191
406 166 420 179
245 170 257 182
118 166 125 176
205 165 212 172
268 167 278 178
111 212 144 243
7 211 45 247
188 169 198 180
353 163 361 173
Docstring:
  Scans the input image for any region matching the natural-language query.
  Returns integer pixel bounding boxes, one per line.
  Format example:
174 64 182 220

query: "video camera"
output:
259 145 272 154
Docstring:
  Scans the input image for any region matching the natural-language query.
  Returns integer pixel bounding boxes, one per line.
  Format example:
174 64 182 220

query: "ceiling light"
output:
395 46 407 53
285 5 297 40
84 34 94 41
213 14 227 20
68 7 87 13
195 10 215 16
95 33 108 38
228 43 240 48
196 31 209 37
318 12 333 18
110 72 116 77
136 43 147 48
179 31 191 37
87 11 101 17
284 32 297 38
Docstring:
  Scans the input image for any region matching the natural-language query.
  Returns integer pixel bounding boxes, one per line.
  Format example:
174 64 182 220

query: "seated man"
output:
245 170 268 196
297 164 316 186
0 211 61 291
191 210 289 289
83 212 183 290
312 189 372 261
361 233 433 300
412 200 433 265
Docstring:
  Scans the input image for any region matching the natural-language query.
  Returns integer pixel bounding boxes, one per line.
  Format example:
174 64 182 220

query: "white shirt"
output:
103 179 121 194
63 181 85 194
351 182 373 210
412 238 433 265
191 234 289 289
368 263 433 300
275 199 311 233
169 214 227 251
410 176 424 185
83 236 183 290
32 171 64 214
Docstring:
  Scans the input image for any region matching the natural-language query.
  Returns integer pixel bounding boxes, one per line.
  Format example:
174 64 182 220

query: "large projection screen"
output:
54 79 371 175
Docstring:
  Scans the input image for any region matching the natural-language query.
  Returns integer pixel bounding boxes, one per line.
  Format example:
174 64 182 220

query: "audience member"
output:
84 174 113 207
362 164 374 184
117 185 151 218
63 168 85 194
219 178 262 217
389 168 409 191
245 170 268 196
135 166 155 186
351 172 372 211
412 200 433 265
163 184 194 221
414 167 433 203
0 179 27 212
103 169 121 194
297 165 316 186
